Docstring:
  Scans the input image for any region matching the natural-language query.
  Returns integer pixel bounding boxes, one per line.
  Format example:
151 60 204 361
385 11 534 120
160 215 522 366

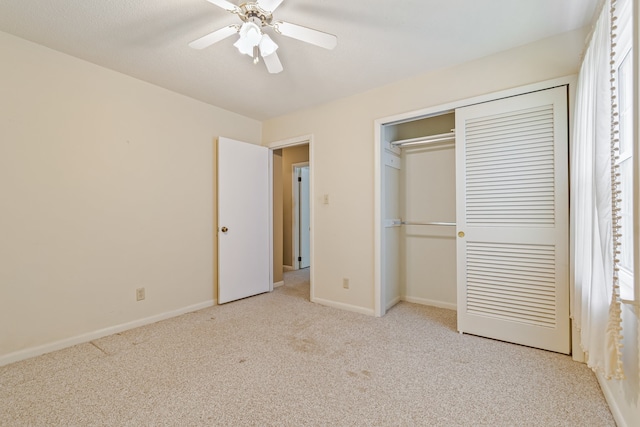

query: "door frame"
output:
292 162 310 270
373 76 577 318
266 135 314 298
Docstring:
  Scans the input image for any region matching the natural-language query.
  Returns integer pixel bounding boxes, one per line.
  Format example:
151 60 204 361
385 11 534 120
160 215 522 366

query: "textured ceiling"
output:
0 0 598 120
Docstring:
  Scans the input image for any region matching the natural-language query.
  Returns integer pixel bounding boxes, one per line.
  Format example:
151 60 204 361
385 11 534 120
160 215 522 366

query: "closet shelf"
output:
390 131 455 148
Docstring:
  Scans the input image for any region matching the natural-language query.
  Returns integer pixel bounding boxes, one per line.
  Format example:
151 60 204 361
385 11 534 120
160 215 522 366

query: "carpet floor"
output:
0 269 614 426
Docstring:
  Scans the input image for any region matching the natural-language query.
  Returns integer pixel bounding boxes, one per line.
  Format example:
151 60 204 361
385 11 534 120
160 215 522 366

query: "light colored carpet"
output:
0 268 614 426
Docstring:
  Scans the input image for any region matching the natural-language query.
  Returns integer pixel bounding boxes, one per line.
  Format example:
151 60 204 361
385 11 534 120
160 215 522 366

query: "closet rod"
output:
401 221 456 226
391 131 455 147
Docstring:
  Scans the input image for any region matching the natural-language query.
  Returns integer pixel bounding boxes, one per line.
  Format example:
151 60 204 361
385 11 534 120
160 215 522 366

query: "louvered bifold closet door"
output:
455 86 570 354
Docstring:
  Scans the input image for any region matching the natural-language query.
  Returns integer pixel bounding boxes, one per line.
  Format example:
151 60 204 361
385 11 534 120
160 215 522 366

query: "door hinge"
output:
298 177 302 182
298 257 302 262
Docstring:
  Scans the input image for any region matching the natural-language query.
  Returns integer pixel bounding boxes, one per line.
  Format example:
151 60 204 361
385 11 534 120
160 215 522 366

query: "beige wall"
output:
402 145 457 307
262 28 588 313
281 145 309 267
0 31 261 360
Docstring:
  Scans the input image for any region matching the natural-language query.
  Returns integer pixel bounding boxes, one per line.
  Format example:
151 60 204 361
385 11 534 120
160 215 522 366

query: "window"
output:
614 0 634 302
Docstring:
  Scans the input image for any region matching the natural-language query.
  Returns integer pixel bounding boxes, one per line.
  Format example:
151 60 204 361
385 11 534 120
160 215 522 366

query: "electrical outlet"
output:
136 287 145 301
343 278 349 289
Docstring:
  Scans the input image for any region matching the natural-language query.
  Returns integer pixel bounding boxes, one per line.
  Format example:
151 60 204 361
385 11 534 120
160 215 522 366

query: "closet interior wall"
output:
383 112 457 311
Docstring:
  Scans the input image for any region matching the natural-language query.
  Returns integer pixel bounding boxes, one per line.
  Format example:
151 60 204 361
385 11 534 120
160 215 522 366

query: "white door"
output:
217 137 270 304
455 86 570 354
299 166 310 269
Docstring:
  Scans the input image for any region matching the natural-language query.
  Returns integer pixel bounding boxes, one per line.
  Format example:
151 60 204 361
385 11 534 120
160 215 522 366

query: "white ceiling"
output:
0 0 598 120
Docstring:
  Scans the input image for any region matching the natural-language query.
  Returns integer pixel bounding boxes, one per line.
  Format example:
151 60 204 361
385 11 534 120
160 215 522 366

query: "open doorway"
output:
276 145 309 273
270 138 311 297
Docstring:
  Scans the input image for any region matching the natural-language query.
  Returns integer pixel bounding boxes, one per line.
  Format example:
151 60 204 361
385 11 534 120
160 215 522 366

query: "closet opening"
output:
374 78 572 354
376 111 458 317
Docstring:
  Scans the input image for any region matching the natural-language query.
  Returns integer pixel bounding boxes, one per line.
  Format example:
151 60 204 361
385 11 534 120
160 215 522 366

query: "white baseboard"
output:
283 265 294 272
273 281 285 288
402 296 457 311
386 296 402 310
596 373 629 427
0 300 215 367
311 297 375 316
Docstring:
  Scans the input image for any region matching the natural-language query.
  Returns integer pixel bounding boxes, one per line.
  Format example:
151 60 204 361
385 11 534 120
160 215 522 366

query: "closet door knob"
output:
221 227 229 233
458 231 465 238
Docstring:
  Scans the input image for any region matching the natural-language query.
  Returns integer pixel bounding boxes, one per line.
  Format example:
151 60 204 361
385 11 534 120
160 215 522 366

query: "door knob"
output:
221 226 228 233
458 231 465 238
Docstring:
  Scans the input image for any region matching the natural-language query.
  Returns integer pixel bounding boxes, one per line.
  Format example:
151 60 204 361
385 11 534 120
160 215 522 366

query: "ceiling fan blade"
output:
189 25 238 49
205 0 239 12
257 0 284 12
274 21 337 50
263 51 283 74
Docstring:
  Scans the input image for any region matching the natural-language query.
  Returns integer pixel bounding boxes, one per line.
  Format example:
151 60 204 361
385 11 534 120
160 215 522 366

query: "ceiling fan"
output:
189 0 338 74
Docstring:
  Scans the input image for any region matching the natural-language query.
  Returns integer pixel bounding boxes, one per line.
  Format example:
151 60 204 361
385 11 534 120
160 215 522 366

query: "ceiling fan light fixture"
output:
233 21 262 56
259 34 278 57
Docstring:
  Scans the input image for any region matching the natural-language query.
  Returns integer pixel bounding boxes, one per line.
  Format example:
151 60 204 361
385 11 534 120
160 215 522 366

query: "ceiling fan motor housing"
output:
238 2 273 26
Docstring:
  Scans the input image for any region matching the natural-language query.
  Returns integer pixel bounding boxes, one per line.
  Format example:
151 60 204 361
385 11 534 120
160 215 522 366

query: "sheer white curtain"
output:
571 0 624 380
